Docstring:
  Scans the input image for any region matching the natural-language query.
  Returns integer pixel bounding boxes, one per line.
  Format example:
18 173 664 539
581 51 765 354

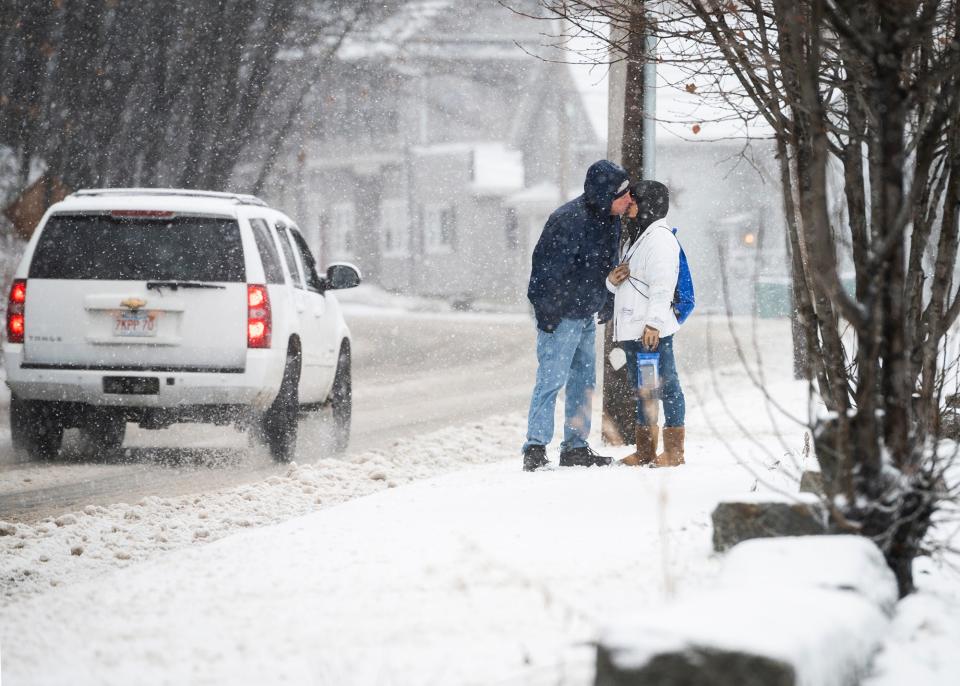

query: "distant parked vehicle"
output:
3 188 360 462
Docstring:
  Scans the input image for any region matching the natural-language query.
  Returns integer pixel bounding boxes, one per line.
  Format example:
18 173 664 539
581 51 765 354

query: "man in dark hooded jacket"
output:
522 159 634 471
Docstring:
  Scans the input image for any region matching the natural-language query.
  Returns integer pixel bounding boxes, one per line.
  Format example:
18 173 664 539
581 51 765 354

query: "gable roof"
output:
338 1 452 61
338 0 545 62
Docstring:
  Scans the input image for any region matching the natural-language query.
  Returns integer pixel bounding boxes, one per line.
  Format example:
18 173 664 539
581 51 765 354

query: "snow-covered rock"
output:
720 535 898 615
598 536 896 686
598 589 884 686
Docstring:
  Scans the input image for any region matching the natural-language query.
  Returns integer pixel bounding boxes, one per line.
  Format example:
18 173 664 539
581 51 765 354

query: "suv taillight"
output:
247 284 271 348
7 279 26 344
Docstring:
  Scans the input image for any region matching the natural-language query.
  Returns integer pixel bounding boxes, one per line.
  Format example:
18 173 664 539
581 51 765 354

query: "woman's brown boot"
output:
619 425 659 466
652 427 685 467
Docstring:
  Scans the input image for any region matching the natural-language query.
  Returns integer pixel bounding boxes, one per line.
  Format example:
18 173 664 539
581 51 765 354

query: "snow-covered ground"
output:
1 313 958 685
866 554 960 686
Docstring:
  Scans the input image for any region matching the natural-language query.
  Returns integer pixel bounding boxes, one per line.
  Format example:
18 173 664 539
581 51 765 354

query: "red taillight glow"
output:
9 314 24 337
10 281 26 304
248 287 266 308
7 279 26 344
247 284 271 348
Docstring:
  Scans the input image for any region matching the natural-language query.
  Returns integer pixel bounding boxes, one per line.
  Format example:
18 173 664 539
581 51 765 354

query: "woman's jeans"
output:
523 317 596 451
622 335 685 427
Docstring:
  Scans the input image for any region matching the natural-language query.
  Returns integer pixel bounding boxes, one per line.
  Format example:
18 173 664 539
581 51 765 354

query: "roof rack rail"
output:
70 188 268 207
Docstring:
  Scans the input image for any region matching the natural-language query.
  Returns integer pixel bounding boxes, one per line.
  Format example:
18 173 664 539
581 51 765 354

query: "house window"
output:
331 203 355 256
381 198 409 256
383 110 399 135
441 207 456 246
505 207 519 249
424 204 456 253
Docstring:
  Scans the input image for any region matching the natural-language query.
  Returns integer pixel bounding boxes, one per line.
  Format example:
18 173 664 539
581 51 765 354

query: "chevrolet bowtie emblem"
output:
121 298 147 310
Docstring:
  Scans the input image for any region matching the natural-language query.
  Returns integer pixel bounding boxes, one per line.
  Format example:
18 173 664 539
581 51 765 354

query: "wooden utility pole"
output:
602 2 656 445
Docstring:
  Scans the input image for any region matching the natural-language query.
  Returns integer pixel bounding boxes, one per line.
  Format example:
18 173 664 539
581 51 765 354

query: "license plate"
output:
103 376 160 395
114 310 159 337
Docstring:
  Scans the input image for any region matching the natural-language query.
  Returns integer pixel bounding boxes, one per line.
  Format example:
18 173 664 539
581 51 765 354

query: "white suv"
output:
3 188 359 462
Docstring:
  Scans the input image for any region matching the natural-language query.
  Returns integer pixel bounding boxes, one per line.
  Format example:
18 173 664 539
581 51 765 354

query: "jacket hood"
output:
631 180 670 232
583 160 629 215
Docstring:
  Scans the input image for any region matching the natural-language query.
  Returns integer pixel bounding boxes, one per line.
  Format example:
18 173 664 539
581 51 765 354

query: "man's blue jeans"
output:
523 317 596 452
622 335 685 427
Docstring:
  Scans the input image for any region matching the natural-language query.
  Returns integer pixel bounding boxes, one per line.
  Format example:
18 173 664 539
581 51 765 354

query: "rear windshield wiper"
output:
146 280 226 291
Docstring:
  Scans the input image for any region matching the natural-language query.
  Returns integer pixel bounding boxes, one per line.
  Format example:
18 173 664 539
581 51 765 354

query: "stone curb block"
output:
799 470 825 496
711 493 829 552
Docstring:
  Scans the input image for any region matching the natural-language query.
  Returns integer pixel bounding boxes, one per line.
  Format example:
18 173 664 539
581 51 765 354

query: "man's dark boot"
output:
523 444 550 472
558 445 612 467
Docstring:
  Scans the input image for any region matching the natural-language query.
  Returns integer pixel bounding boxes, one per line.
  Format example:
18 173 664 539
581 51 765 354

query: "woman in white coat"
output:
607 181 690 467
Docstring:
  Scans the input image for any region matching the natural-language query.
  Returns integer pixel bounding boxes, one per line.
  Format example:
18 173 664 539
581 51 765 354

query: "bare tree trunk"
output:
9 1 53 191
205 0 295 189
919 123 960 435
178 2 227 189
603 1 651 446
139 1 175 186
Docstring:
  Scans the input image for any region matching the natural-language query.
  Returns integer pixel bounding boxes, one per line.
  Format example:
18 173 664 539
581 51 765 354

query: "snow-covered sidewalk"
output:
4 455 762 685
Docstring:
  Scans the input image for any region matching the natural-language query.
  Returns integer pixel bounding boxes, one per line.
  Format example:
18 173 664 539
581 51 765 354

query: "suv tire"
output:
329 344 352 453
264 346 301 463
11 396 64 460
78 410 126 456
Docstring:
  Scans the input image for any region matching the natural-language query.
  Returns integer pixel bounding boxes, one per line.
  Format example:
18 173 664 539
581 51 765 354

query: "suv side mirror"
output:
326 263 361 290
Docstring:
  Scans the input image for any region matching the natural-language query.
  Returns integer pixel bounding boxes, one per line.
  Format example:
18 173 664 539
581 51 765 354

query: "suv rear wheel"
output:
78 410 126 456
263 345 301 462
329 344 352 453
10 397 64 460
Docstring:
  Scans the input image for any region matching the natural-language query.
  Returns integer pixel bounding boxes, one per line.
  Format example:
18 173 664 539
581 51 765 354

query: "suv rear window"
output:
29 214 245 282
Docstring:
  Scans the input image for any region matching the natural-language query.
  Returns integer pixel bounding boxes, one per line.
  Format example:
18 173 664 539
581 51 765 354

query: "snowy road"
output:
0 308 774 523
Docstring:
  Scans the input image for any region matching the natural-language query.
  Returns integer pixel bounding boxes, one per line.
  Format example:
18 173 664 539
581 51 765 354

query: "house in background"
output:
252 1 793 314
257 0 603 305
651 138 789 316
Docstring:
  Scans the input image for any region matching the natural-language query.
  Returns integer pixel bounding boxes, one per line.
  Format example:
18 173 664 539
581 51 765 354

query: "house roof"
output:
506 181 562 206
338 1 453 61
337 0 545 62
468 144 524 196
409 142 525 196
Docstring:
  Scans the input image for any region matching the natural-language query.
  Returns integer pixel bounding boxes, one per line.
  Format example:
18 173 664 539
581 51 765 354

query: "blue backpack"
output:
671 228 695 324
